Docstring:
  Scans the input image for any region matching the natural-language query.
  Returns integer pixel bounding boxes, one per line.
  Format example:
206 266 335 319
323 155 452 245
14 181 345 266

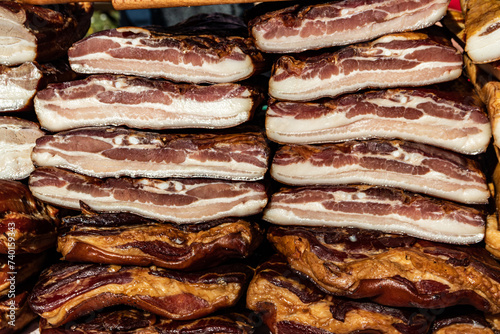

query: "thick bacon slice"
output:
247 256 432 334
268 225 500 313
68 26 266 84
249 0 449 53
58 210 263 270
0 180 58 254
32 126 270 181
270 140 489 204
263 185 485 245
28 262 253 327
265 86 490 154
269 31 462 101
0 2 92 66
28 167 268 224
0 117 44 180
34 74 264 132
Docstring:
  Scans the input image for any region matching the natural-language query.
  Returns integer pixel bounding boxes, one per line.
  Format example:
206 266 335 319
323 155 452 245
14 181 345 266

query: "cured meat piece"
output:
58 209 263 270
32 126 270 181
263 185 485 245
246 256 432 334
486 164 500 259
1 253 47 296
29 167 268 224
430 307 498 334
0 117 44 180
269 31 462 101
265 86 490 155
68 23 266 84
268 225 500 313
249 0 449 53
463 0 500 63
270 140 489 204
0 291 37 334
0 2 92 66
28 262 253 327
39 309 256 334
34 74 263 132
0 180 58 254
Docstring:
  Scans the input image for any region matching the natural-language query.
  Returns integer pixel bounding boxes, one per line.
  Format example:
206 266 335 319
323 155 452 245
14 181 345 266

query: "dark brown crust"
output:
268 226 500 313
430 307 497 333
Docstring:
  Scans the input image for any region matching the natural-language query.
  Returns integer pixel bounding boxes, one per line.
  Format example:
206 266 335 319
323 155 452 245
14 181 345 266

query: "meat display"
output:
0 2 92 66
29 167 268 223
0 180 58 254
265 86 490 155
268 225 500 313
34 74 264 132
263 185 485 245
68 25 266 84
249 0 449 53
269 31 462 101
28 262 253 327
31 126 270 181
58 210 263 270
0 117 44 181
270 140 490 204
246 256 432 334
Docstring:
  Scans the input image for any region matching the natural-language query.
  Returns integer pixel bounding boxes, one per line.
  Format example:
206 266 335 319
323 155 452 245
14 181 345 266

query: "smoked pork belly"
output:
28 167 268 224
263 185 485 245
269 31 462 101
0 290 37 334
430 307 499 334
34 74 263 132
249 0 449 53
270 140 489 204
31 126 269 181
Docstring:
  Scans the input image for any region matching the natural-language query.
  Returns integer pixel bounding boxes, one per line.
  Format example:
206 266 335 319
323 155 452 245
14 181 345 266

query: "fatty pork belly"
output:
28 262 253 327
263 185 485 245
0 2 92 66
28 167 268 224
246 256 432 334
265 86 490 154
31 126 269 181
0 180 58 254
270 140 489 204
269 31 462 101
249 0 449 53
34 74 263 132
68 15 266 84
58 209 263 270
268 225 500 313
0 117 43 180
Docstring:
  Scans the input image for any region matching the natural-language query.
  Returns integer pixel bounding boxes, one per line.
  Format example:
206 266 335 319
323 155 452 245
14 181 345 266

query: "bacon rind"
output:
34 74 264 132
32 126 270 181
269 31 463 101
249 0 449 53
28 167 268 224
270 140 489 204
268 225 500 313
265 87 490 154
246 256 432 334
263 185 485 245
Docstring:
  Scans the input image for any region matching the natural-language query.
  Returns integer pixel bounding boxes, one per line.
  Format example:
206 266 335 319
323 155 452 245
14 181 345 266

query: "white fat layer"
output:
466 23 500 63
0 143 36 180
0 38 36 66
0 84 35 111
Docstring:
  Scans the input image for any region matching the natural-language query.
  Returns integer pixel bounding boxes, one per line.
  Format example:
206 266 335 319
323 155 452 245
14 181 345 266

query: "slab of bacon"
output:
268 225 500 313
32 126 270 181
0 290 37 334
270 140 490 204
269 31 462 101
0 2 92 66
263 185 485 245
0 180 58 254
1 254 47 296
28 262 253 327
29 167 268 224
430 307 499 334
247 256 432 334
68 25 266 84
265 86 490 154
0 117 44 181
34 74 263 132
58 209 263 270
249 0 449 53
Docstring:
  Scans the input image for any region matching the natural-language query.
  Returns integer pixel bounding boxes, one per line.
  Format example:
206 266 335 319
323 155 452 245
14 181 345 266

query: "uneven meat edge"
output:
464 0 500 63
